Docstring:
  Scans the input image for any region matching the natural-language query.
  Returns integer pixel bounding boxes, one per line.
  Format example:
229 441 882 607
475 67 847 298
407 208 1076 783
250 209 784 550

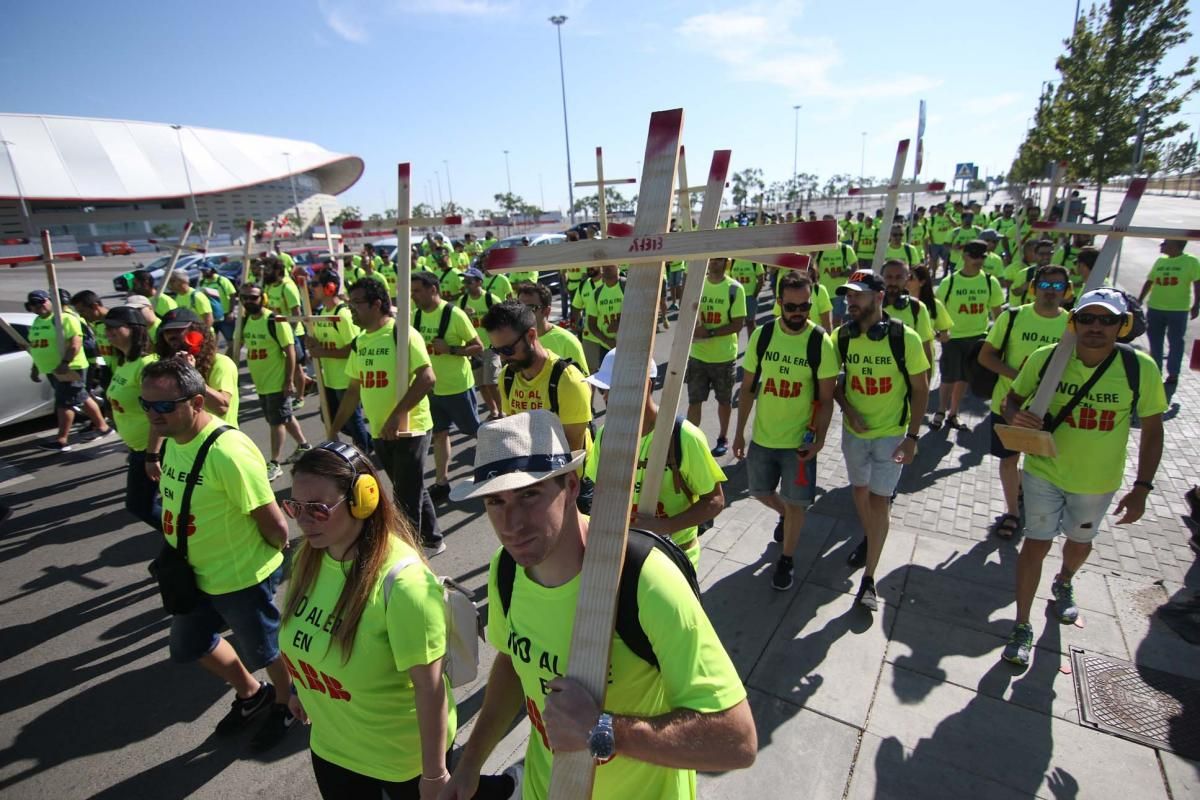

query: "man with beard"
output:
1000 289 1165 666
733 273 838 590
834 270 930 613
879 259 936 377
481 300 591 452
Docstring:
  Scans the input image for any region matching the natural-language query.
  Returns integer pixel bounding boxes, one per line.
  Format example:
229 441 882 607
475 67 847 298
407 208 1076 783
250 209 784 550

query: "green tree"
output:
493 192 524 218
1011 0 1198 211
151 223 173 239
731 168 764 210
1166 136 1198 173
332 206 361 225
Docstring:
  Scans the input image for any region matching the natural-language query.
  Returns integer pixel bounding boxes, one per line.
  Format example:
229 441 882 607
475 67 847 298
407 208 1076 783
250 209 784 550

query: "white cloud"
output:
677 2 939 100
317 0 513 43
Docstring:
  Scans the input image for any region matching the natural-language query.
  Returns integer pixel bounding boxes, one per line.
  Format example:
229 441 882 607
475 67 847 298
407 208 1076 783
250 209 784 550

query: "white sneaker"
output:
266 461 283 481
503 763 524 800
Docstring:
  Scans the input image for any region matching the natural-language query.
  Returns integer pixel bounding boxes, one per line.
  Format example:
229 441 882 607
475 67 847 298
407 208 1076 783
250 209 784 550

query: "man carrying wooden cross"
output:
999 288 1166 667
442 410 755 800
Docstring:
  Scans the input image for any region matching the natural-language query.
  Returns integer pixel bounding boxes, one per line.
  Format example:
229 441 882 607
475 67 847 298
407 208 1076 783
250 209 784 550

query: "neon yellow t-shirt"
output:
200 275 236 314
486 546 746 800
345 321 433 436
159 418 282 594
584 420 726 556
484 273 514 300
690 277 746 364
854 221 878 261
583 281 625 346
175 287 213 320
1146 254 1200 311
1011 345 1167 494
982 252 1006 279
28 313 88 374
744 321 839 448
94 323 115 364
414 301 477 396
946 226 982 269
884 243 920 267
242 313 294 394
311 302 359 390
509 270 539 286
818 244 857 292
458 292 500 331
152 293 177 318
932 298 953 333
935 272 1004 338
728 260 763 294
279 539 456 783
539 327 588 373
266 279 304 335
930 215 955 245
770 276 832 320
208 353 240 426
888 298 935 344
499 354 591 427
435 267 464 300
839 322 930 439
984 304 1069 414
109 353 158 451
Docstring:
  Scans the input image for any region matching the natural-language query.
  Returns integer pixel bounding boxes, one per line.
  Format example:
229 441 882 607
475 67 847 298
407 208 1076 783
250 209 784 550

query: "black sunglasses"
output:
781 302 812 312
138 395 195 414
490 327 531 356
1074 312 1121 327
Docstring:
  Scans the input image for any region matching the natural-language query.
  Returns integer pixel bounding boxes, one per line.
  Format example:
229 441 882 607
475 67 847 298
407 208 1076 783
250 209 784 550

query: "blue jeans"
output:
1147 308 1188 378
325 386 372 453
169 564 284 670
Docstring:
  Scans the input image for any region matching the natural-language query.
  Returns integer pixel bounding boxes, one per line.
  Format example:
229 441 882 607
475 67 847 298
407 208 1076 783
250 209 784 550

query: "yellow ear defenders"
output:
1066 305 1134 339
318 441 380 519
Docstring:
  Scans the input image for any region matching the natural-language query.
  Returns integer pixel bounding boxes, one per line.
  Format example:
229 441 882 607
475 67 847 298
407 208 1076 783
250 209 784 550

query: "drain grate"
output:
1071 648 1200 759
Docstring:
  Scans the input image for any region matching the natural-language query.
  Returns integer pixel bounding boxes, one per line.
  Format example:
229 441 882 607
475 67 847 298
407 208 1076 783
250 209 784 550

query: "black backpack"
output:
967 306 1020 399
501 356 580 413
414 304 453 344
495 528 700 670
458 292 496 313
837 319 912 427
748 319 826 395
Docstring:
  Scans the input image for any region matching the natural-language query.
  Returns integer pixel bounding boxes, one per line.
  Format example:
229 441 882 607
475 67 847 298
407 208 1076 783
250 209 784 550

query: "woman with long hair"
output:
280 444 515 800
102 306 160 530
153 308 239 426
907 265 954 428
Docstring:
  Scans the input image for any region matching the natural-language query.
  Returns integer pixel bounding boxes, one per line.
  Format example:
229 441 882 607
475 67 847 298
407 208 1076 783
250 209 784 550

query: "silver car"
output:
0 312 54 428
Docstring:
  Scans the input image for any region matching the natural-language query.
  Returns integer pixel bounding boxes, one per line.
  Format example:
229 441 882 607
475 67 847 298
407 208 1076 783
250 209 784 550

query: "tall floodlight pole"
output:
0 138 32 238
503 149 513 195
550 15 576 224
860 132 867 210
443 159 454 208
172 124 198 222
434 170 445 211
792 105 801 208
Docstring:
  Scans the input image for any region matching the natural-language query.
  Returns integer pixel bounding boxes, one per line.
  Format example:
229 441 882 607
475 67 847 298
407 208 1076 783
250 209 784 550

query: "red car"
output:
102 241 136 256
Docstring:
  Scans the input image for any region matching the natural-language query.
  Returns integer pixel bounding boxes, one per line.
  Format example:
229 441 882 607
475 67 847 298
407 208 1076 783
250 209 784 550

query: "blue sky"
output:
3 0 1199 216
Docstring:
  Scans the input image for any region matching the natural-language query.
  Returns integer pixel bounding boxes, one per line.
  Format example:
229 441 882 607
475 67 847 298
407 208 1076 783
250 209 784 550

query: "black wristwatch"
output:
587 712 615 761
1133 480 1154 492
905 433 920 442
145 451 162 463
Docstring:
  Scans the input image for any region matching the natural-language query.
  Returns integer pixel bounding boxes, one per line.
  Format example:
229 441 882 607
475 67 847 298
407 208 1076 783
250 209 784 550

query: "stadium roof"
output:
0 113 363 202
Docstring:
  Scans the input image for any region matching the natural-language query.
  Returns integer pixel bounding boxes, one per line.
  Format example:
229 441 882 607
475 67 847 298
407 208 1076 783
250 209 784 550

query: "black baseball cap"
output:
26 289 50 304
836 269 886 295
963 240 989 258
160 308 202 330
103 306 147 327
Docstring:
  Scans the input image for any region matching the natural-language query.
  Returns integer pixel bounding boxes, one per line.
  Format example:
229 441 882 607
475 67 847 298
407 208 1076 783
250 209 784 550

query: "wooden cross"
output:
151 221 195 298
230 220 256 359
481 109 837 798
574 146 636 237
295 271 334 439
846 139 947 270
196 220 214 255
992 178 1194 455
36 230 81 382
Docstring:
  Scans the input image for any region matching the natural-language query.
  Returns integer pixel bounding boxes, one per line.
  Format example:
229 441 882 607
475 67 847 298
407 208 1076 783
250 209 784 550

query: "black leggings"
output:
310 752 514 800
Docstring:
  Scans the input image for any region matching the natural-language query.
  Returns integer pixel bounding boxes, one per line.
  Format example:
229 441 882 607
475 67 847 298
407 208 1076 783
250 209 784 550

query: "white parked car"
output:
0 312 54 428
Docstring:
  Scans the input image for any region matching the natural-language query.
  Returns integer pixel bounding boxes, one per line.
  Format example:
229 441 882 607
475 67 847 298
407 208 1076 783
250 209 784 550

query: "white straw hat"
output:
449 409 585 501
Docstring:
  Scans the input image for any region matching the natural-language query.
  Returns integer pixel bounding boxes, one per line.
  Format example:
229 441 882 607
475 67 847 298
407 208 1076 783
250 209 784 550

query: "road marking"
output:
0 459 32 489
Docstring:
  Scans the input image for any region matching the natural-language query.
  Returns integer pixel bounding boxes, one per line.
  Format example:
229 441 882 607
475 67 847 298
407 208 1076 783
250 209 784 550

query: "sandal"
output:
993 514 1021 540
947 414 968 431
930 411 946 431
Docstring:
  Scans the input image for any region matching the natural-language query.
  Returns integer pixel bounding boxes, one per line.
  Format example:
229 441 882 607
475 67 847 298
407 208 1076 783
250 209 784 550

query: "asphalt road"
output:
0 192 1195 798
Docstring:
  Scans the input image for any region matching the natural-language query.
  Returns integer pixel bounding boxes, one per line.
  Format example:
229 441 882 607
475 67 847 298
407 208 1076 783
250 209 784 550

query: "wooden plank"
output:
575 146 637 238
390 164 420 438
548 109 684 799
848 180 945 195
39 231 81 382
0 316 30 350
317 207 344 292
230 220 256 359
1030 221 1200 240
868 140 910 271
994 178 1147 456
151 221 194 298
296 274 334 439
639 147 731 514
481 218 838 273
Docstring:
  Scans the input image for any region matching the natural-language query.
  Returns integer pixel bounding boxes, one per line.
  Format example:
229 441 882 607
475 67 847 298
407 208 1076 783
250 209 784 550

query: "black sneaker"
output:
214 682 272 736
846 539 867 568
83 426 114 442
773 516 784 543
249 702 296 752
857 577 879 611
35 439 73 453
710 437 729 458
771 555 794 591
428 483 451 504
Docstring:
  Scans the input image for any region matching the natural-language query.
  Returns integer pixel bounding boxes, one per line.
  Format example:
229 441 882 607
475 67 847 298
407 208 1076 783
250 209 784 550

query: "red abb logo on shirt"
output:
851 375 893 395
162 510 196 537
282 652 352 702
361 370 389 388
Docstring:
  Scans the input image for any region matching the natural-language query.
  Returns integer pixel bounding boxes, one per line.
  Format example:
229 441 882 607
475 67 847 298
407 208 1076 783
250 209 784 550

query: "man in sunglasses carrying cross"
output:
140 357 295 749
999 288 1167 667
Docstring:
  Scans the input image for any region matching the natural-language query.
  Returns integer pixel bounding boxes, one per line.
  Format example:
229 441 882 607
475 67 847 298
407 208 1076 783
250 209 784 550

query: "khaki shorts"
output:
686 358 735 406
473 349 502 386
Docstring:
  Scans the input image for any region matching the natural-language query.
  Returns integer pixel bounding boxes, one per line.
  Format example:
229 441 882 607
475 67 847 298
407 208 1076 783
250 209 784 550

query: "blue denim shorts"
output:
842 429 905 497
430 388 480 435
169 564 284 671
1021 472 1115 544
748 440 816 506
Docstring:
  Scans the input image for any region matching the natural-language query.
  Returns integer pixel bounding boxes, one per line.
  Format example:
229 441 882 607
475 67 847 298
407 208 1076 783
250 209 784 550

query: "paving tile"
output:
701 556 797 678
847 731 1031 800
1107 574 1200 680
1160 751 1200 800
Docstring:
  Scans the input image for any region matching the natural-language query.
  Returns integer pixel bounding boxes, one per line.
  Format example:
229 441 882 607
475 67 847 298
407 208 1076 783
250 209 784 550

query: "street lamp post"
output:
549 15 576 224
172 124 198 224
860 131 867 210
443 159 454 209
434 170 445 212
792 105 801 210
0 138 32 239
282 151 303 239
503 150 512 196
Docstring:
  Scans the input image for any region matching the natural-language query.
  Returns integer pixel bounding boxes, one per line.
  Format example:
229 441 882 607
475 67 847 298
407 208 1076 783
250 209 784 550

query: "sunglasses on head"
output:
282 496 348 521
1035 280 1068 291
138 395 194 414
490 327 530 356
781 301 812 312
1074 312 1121 327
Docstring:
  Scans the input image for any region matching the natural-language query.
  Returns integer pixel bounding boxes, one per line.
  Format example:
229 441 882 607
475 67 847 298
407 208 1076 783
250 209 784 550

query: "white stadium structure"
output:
0 113 362 252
